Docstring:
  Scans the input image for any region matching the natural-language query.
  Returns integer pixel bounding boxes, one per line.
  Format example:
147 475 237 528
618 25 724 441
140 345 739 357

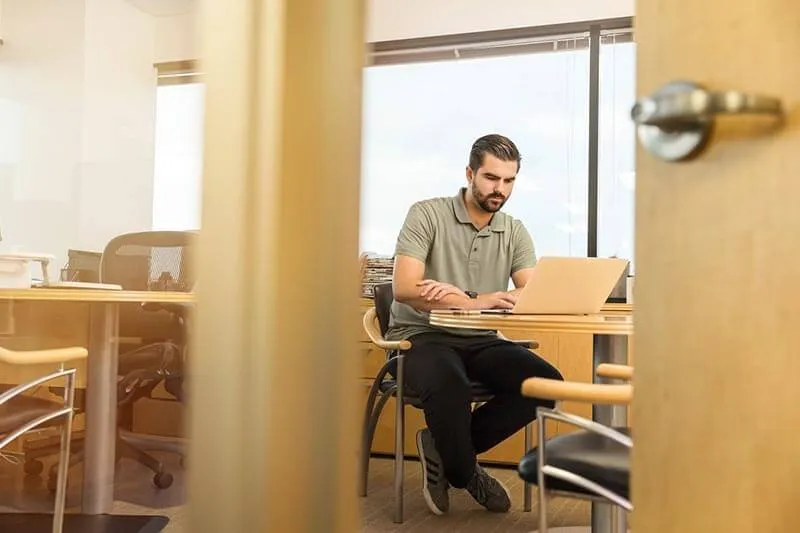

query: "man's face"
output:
466 153 518 213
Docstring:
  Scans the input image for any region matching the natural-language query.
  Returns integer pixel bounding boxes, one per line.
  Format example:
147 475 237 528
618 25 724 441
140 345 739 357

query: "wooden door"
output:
187 1 365 533
633 2 800 532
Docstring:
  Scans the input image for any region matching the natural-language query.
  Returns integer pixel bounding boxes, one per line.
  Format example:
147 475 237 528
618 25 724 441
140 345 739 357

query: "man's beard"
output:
472 183 507 213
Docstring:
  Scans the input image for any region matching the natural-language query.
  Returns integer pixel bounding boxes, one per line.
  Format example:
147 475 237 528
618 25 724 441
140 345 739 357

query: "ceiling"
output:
125 0 195 16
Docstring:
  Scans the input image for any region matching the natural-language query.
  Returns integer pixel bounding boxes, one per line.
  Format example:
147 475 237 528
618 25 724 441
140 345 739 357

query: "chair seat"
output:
378 379 494 404
518 427 630 500
48 388 87 410
0 395 64 436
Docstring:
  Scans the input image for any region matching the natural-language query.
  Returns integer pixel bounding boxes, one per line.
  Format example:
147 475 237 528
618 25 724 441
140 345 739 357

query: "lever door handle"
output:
630 80 784 162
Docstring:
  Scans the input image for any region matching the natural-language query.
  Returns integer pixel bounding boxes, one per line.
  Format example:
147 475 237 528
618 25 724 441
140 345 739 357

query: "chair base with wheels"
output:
517 364 633 533
39 431 177 492
24 344 187 491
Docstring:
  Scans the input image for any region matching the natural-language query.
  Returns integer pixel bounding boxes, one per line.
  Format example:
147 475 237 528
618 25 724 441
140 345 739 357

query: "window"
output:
598 34 636 270
361 20 636 267
153 62 204 231
361 37 590 258
149 21 637 264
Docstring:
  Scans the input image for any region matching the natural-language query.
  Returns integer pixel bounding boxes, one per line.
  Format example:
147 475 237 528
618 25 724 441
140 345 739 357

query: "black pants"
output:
400 332 563 488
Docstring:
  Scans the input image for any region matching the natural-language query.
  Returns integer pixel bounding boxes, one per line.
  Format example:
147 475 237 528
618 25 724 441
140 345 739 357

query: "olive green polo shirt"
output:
385 188 537 341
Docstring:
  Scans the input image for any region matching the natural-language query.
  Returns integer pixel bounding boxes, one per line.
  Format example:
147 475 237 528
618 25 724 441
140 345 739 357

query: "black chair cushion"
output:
518 427 631 500
47 388 87 411
0 396 64 436
378 379 494 405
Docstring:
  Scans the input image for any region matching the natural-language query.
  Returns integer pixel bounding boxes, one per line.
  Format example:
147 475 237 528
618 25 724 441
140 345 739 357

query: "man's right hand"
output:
417 280 468 302
471 291 517 310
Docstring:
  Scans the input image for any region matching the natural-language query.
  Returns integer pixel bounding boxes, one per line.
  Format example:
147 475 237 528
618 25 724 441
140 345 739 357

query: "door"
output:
633 2 800 532
186 1 365 533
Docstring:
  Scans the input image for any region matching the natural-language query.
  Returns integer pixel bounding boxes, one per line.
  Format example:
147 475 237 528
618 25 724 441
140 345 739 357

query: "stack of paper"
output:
360 253 394 298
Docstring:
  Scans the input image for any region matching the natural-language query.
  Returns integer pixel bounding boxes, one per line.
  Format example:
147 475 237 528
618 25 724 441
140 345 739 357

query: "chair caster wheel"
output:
23 459 44 476
154 471 173 489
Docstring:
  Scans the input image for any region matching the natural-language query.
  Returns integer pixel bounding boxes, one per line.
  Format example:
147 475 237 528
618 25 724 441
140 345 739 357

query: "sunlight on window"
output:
360 49 590 258
152 83 204 231
598 40 636 269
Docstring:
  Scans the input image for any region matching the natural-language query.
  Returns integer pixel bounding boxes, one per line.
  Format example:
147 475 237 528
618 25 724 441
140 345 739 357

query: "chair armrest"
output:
511 339 539 349
521 377 632 405
496 331 539 350
537 408 633 448
0 346 88 366
0 367 78 405
362 308 411 351
596 363 633 381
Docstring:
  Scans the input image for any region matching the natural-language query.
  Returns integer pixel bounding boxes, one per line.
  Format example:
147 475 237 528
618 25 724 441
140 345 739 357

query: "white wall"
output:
154 12 196 63
78 0 157 251
152 0 634 63
0 0 157 276
0 0 85 268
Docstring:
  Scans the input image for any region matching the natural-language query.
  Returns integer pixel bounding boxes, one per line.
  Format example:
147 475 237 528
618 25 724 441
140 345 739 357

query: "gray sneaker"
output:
416 428 449 515
466 464 512 513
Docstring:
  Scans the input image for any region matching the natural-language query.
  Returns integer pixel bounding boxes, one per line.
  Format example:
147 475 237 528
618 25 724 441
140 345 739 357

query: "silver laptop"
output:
484 256 629 315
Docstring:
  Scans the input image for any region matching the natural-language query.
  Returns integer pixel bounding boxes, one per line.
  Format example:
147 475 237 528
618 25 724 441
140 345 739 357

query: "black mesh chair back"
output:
373 282 394 338
100 231 196 293
100 231 195 341
99 231 196 398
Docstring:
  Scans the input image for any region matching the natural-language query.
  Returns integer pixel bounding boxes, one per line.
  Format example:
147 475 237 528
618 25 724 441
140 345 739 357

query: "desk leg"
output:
82 302 119 515
590 334 628 533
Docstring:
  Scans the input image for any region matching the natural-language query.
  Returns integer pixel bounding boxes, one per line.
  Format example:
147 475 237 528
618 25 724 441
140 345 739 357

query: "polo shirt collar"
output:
453 188 507 232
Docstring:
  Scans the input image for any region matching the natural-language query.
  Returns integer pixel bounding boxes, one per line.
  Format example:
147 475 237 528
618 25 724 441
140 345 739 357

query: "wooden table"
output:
429 309 633 533
0 288 195 516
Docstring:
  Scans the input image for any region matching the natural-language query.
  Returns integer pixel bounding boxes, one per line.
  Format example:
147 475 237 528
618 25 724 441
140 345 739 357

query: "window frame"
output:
155 60 202 86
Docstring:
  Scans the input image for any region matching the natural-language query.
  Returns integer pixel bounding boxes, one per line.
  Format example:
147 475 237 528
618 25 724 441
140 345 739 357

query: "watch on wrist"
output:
465 290 478 299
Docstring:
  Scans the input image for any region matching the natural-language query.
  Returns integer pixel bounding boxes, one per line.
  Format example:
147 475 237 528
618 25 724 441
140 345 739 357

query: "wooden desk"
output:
429 309 632 533
429 310 633 336
0 288 194 303
0 288 194 515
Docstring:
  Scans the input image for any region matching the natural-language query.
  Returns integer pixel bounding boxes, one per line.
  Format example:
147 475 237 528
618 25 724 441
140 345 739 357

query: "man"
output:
385 133 563 515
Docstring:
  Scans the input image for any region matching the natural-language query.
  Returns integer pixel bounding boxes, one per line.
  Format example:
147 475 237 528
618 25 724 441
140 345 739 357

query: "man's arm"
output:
509 267 535 296
390 203 473 312
394 257 517 311
393 255 474 312
507 221 537 296
391 202 517 312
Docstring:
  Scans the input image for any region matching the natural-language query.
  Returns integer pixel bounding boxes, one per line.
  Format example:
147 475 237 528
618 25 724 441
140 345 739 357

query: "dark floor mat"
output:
0 513 169 533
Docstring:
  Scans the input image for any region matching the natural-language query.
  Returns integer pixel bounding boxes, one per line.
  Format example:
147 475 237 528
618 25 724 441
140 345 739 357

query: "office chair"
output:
0 345 87 533
28 231 194 491
517 364 633 533
359 282 540 523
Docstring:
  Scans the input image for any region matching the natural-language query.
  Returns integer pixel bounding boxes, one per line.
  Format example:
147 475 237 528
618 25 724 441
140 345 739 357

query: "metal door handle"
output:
631 80 784 162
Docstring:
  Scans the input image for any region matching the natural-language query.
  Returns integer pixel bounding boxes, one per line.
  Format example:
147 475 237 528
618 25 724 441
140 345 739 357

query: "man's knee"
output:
539 358 564 382
522 350 564 382
522 354 564 410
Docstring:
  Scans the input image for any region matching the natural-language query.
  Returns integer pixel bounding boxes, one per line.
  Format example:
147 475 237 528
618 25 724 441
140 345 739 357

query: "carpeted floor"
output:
361 457 591 532
0 452 591 532
0 450 187 532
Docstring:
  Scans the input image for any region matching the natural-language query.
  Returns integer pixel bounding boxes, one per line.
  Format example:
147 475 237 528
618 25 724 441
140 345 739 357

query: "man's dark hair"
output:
468 134 522 174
